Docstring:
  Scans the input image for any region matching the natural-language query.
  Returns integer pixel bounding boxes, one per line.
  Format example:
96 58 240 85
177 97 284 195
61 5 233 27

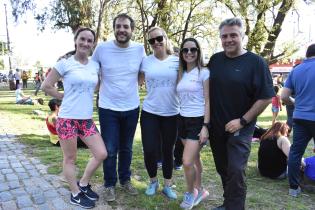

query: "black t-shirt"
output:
258 137 287 179
207 51 275 130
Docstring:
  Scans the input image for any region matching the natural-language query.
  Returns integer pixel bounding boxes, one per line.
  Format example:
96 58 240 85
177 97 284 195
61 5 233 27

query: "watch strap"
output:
240 117 248 126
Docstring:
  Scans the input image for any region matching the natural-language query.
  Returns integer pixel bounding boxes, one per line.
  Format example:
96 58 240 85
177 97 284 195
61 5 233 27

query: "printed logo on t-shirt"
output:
146 79 176 90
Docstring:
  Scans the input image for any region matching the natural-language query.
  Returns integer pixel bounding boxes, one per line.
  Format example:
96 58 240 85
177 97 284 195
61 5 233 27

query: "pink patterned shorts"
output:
56 118 99 140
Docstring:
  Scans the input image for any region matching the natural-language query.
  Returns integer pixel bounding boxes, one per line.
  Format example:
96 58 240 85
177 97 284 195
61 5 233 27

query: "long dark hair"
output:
261 122 289 140
178 37 204 82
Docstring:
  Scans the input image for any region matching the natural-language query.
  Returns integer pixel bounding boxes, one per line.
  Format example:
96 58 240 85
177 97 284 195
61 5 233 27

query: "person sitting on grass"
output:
301 156 315 193
46 98 62 145
15 84 34 105
258 122 291 179
258 122 305 180
46 98 87 148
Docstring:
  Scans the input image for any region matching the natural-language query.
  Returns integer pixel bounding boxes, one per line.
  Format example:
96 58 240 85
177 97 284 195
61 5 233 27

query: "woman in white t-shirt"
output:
177 38 210 209
140 26 179 199
41 27 107 209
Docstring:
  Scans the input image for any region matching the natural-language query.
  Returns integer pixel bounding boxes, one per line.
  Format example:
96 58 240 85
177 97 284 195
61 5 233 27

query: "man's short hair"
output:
113 13 135 30
306 43 315 58
219 18 244 36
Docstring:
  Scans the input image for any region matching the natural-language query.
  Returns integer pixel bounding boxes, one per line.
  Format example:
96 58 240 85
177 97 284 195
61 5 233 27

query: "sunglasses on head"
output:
181 47 199 54
148 36 164 45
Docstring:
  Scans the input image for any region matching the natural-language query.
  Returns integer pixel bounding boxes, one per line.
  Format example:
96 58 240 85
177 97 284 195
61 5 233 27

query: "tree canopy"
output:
10 0 306 64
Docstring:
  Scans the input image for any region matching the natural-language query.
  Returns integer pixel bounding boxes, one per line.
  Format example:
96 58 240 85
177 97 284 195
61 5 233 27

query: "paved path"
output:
0 134 114 210
0 133 79 210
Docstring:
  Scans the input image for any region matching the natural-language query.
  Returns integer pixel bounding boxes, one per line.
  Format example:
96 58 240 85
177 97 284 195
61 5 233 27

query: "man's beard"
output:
115 33 131 44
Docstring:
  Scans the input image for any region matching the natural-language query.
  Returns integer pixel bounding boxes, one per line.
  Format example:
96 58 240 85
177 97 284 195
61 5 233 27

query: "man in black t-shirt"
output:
207 18 274 210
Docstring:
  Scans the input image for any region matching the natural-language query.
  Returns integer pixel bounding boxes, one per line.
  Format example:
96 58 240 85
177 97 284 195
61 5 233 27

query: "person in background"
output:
258 122 291 179
46 98 87 147
8 70 16 90
140 26 179 199
284 64 299 135
92 13 145 202
15 84 34 105
15 69 21 90
207 18 274 210
271 85 282 126
46 98 62 145
277 73 284 87
173 45 184 171
301 155 315 192
41 27 107 209
177 37 210 209
281 43 315 197
285 99 294 135
34 72 42 96
22 70 29 89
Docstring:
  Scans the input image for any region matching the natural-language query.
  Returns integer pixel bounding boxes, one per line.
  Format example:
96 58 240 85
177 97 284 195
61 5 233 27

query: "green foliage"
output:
10 0 298 62
10 0 36 22
49 0 96 33
0 58 4 69
217 0 296 63
0 41 9 56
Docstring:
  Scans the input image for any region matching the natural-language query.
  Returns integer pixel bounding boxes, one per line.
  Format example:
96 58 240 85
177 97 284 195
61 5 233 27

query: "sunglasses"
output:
148 36 164 45
181 47 199 54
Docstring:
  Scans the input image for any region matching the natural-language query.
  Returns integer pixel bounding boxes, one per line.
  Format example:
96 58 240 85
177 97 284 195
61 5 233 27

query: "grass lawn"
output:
0 85 314 210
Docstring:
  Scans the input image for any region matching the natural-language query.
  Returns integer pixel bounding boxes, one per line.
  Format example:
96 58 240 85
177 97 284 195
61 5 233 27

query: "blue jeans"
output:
286 104 294 129
288 119 315 189
99 107 139 187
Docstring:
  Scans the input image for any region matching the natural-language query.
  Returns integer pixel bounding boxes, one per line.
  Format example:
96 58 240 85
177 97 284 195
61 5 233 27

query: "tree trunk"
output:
261 0 294 63
95 0 108 43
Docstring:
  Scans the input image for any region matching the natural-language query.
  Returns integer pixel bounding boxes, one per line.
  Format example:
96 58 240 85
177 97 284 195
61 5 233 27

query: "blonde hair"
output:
147 26 173 55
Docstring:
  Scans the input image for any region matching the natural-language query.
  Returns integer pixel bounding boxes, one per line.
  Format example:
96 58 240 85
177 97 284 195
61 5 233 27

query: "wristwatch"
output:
240 117 248 126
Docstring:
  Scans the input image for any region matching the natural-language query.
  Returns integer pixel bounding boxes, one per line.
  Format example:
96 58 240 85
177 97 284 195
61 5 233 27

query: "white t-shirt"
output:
141 55 179 116
15 72 21 80
92 40 146 111
15 89 23 102
54 56 99 119
176 67 209 117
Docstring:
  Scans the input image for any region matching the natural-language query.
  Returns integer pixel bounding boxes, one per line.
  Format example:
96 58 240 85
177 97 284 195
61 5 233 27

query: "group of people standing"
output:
42 14 277 210
8 69 22 90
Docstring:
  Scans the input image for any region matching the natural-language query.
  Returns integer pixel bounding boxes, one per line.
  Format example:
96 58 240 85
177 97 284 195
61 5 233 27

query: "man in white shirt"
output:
92 13 146 202
15 69 21 90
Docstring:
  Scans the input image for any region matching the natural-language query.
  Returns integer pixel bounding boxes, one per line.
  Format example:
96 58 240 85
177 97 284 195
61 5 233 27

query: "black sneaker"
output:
78 182 99 201
70 191 95 209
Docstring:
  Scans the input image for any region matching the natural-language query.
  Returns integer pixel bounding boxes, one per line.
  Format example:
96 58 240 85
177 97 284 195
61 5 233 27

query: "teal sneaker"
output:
162 186 177 199
180 192 196 209
145 180 159 196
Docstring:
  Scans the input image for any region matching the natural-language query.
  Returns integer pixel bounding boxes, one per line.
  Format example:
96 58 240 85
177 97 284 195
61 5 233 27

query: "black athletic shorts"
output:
178 115 204 141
